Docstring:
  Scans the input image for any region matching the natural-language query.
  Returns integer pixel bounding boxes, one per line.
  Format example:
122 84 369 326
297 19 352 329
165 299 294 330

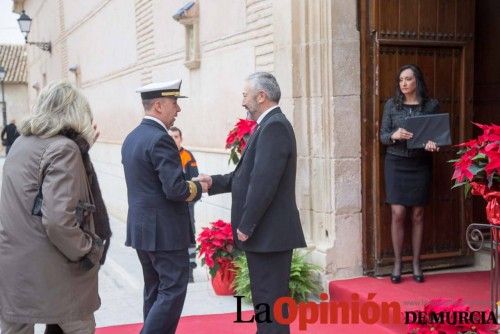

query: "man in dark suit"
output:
121 79 208 334
1 120 20 155
198 72 306 334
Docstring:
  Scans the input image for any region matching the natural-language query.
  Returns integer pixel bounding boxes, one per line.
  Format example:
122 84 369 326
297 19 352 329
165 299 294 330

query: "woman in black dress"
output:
380 64 440 284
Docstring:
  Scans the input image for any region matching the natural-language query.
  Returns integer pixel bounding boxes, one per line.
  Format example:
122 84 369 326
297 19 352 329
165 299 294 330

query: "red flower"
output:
485 146 500 176
196 220 241 278
457 138 478 148
452 123 500 207
225 129 238 148
451 148 477 182
474 122 500 144
225 118 257 164
235 119 257 141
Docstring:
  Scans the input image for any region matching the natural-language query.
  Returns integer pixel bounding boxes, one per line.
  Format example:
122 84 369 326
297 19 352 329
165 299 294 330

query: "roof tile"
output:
0 44 27 84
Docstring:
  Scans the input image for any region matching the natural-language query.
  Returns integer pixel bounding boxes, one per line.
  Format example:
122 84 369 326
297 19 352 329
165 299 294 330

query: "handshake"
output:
193 174 213 193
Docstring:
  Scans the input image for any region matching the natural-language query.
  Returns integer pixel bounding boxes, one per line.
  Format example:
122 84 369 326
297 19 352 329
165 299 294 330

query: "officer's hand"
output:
194 174 212 189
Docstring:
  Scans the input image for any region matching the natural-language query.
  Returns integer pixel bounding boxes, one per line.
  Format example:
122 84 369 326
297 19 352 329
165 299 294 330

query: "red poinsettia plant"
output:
407 298 498 334
451 123 500 224
196 220 240 278
225 119 257 164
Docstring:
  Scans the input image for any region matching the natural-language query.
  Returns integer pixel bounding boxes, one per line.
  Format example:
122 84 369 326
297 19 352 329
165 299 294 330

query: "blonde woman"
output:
0 81 111 334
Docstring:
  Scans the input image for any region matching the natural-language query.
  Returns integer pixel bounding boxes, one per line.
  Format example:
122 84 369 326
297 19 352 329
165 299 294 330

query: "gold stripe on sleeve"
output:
186 181 198 202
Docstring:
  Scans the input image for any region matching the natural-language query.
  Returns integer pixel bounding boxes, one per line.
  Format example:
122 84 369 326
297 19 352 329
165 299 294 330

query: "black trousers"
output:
136 249 189 334
246 250 293 334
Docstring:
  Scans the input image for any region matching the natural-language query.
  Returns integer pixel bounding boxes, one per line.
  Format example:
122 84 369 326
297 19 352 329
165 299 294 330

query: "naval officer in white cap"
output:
121 79 207 334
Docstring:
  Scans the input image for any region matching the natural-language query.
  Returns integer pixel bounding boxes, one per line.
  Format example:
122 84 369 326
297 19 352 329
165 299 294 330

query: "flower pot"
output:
211 266 235 296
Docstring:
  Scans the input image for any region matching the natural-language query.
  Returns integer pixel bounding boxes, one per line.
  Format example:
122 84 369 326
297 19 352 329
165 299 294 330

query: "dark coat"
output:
121 119 202 251
380 98 440 157
209 107 306 252
1 123 19 146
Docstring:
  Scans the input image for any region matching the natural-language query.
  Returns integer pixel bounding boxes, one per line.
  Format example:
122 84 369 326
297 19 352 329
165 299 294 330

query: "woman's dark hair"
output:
393 64 429 110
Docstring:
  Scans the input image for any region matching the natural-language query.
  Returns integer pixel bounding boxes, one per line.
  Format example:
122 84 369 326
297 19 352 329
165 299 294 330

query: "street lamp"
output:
17 10 51 53
0 66 6 127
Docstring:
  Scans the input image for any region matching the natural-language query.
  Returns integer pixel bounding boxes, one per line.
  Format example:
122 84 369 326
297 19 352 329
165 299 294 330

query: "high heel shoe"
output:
390 273 401 284
413 274 425 283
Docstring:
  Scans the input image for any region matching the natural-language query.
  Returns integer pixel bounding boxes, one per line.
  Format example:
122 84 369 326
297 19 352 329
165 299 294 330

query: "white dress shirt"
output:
144 116 168 132
257 105 279 124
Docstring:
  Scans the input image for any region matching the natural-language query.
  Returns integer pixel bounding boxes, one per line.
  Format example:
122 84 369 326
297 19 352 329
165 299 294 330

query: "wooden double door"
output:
360 0 499 275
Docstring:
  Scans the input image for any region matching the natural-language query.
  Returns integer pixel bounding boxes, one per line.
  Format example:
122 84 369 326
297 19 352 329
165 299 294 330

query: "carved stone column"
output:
274 0 363 282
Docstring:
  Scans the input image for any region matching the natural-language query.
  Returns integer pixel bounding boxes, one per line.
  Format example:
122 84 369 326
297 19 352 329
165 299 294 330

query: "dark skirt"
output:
384 153 432 206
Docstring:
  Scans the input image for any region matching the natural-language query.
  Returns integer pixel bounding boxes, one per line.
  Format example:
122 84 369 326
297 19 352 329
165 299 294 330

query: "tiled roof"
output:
0 44 27 84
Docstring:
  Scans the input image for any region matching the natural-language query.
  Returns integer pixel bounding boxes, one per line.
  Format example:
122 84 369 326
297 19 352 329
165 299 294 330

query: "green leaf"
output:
468 164 484 176
472 153 487 161
464 183 472 197
232 250 323 303
451 181 468 189
228 149 240 165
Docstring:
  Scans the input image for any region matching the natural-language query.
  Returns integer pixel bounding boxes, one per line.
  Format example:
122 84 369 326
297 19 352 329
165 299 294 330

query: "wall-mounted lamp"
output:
17 10 52 53
68 65 81 87
69 65 79 73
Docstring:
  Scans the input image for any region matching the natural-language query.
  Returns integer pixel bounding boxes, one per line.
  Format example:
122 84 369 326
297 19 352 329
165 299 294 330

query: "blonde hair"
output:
20 81 95 145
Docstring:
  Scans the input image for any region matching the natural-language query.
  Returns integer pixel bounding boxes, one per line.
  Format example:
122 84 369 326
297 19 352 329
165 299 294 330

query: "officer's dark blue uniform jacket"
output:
121 118 201 251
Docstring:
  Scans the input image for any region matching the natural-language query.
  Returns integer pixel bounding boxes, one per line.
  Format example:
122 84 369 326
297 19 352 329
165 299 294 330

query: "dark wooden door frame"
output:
359 0 476 276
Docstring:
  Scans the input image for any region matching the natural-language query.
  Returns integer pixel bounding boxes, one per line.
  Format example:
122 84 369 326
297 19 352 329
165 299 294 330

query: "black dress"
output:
380 99 439 206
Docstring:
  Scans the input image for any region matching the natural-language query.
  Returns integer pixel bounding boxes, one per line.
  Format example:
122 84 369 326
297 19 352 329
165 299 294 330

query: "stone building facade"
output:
12 0 363 282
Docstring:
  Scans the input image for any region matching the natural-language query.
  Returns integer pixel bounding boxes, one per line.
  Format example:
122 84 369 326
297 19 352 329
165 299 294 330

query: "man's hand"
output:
424 140 439 152
391 128 413 141
194 174 212 189
237 228 248 242
200 181 209 193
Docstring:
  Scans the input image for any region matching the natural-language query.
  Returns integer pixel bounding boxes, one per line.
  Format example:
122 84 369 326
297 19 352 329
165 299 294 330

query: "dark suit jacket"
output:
121 119 202 251
209 107 306 252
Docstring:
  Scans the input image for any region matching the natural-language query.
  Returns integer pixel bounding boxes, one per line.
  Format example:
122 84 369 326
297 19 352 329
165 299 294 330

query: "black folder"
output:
404 113 452 149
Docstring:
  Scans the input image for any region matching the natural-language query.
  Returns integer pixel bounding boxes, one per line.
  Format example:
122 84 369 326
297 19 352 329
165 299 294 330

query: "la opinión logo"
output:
234 293 401 331
233 294 498 331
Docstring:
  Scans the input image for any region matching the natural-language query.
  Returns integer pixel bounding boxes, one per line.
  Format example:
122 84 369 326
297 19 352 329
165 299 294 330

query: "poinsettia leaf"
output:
231 148 240 164
472 153 487 161
488 173 494 188
468 164 484 176
448 158 460 163
452 181 468 189
464 183 472 197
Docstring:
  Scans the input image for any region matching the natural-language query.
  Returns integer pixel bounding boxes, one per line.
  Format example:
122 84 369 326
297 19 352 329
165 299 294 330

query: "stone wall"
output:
3 83 29 124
